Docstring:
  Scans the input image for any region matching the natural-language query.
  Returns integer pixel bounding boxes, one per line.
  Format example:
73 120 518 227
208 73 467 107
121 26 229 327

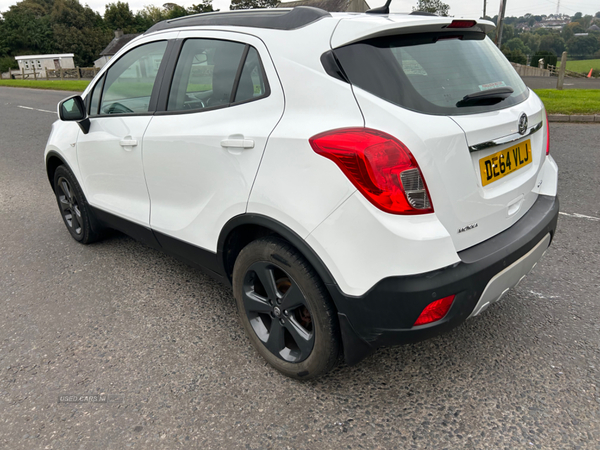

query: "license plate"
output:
479 139 532 187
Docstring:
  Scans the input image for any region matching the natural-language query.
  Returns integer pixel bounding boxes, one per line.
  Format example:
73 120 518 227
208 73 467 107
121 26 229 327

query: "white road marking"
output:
559 211 600 222
529 290 559 299
17 105 55 114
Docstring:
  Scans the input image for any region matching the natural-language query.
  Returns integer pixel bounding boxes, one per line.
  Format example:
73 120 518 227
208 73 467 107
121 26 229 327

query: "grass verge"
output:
0 79 89 91
534 89 600 115
557 59 600 74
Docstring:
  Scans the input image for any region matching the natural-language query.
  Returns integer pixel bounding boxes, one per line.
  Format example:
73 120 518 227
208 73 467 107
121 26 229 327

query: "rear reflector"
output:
447 20 477 28
309 128 433 215
545 110 550 155
413 295 455 326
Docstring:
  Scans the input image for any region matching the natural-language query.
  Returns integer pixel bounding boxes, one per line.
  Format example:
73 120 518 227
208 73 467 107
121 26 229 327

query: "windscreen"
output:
333 32 529 116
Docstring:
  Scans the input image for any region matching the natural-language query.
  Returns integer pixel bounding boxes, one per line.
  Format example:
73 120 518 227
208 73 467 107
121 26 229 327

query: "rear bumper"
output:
327 194 559 365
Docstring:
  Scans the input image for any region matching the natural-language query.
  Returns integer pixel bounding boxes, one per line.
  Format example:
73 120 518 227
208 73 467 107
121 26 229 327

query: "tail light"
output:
545 111 550 155
413 295 455 326
309 128 433 215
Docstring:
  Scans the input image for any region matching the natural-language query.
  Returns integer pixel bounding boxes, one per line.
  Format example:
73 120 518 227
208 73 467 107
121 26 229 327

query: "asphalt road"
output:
522 76 600 90
1 86 600 449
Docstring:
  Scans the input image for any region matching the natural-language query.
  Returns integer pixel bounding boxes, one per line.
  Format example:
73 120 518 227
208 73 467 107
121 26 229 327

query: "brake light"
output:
545 111 550 155
309 128 433 215
447 20 477 28
413 295 455 326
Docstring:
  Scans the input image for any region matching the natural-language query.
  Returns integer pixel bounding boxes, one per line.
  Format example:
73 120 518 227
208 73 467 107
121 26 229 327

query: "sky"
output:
0 0 598 18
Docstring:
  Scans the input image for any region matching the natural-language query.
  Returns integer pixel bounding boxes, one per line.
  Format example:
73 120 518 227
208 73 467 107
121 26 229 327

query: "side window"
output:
99 41 167 115
167 39 268 112
88 74 105 116
234 47 268 103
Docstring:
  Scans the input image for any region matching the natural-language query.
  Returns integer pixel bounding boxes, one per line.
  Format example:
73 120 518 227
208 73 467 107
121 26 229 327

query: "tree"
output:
163 3 188 20
562 22 585 41
520 32 541 53
502 48 526 65
104 2 137 33
503 37 532 56
188 0 216 14
539 33 565 55
229 0 278 9
566 35 600 58
412 0 449 16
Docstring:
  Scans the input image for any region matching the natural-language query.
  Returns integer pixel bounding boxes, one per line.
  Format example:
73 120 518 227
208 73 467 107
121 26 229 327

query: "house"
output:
15 54 75 76
94 30 141 68
277 0 370 13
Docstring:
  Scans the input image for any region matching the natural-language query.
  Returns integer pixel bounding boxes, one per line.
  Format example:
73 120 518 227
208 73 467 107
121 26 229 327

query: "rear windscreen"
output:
333 32 529 116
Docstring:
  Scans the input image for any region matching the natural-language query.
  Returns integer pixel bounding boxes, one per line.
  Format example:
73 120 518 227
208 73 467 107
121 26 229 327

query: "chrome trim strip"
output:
469 121 543 153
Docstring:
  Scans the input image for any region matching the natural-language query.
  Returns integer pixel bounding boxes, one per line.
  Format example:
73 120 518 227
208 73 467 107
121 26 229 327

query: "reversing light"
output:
309 128 433 215
447 20 477 28
545 110 550 155
413 295 455 326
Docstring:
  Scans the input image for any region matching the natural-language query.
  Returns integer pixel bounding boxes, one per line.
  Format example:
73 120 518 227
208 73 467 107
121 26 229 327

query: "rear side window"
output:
168 39 269 112
333 32 529 116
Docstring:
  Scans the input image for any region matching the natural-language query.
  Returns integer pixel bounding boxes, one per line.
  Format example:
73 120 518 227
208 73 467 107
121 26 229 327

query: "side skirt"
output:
89 206 227 284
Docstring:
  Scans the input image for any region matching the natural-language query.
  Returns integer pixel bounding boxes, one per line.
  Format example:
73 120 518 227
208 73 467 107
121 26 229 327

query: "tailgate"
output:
330 17 549 251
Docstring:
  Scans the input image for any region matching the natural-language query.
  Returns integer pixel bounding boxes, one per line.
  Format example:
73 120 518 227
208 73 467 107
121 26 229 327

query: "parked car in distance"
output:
46 6 559 379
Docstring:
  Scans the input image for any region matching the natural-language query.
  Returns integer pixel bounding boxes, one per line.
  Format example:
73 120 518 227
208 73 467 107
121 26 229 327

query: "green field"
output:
557 59 600 74
0 79 90 91
534 89 600 115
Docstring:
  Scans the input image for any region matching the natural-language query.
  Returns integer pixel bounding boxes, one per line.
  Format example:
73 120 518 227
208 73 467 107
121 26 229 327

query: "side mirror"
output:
58 95 90 134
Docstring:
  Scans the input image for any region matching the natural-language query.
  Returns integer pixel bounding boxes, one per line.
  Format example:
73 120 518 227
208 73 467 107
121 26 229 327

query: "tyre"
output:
53 165 102 244
232 236 340 379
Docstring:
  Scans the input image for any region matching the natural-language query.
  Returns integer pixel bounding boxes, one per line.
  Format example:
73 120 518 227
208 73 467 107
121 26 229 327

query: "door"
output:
142 32 285 251
77 39 169 227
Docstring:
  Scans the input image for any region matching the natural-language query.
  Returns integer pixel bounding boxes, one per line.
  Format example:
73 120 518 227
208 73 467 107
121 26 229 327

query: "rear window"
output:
333 32 529 116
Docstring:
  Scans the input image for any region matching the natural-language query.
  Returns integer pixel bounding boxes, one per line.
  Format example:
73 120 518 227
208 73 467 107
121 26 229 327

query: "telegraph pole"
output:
495 0 508 48
483 0 487 18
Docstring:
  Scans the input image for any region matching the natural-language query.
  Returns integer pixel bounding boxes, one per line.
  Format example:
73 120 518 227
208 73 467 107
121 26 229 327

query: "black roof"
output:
145 6 331 34
100 34 141 56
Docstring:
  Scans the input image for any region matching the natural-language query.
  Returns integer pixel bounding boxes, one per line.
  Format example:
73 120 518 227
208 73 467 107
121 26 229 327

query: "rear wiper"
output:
456 87 514 107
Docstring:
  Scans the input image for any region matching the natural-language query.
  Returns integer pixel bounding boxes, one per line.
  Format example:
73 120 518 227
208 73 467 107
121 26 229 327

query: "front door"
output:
77 39 169 227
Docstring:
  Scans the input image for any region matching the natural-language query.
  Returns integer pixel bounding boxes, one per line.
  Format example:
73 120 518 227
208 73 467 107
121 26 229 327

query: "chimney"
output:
114 29 124 39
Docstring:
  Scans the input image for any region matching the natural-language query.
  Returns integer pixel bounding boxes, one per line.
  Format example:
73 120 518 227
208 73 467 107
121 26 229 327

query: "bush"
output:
530 50 558 68
0 56 18 73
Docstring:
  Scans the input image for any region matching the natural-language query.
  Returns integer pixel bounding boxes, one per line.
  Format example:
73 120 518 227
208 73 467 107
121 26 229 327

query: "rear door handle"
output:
119 139 138 147
220 138 254 149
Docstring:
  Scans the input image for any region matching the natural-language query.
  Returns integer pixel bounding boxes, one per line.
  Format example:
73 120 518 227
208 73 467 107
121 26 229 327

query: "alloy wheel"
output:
56 176 83 236
242 262 315 363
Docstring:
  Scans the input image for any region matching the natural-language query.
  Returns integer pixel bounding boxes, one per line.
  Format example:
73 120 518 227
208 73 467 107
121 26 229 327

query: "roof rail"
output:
145 6 331 34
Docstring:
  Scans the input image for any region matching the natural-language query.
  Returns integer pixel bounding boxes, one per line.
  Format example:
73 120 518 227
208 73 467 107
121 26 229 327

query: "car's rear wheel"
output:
232 236 340 379
53 165 102 244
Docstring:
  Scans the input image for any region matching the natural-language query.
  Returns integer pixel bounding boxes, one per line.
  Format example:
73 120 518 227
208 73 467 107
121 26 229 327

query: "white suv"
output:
46 7 559 379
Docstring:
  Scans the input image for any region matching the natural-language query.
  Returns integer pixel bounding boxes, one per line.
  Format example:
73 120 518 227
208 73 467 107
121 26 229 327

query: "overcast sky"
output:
0 0 598 18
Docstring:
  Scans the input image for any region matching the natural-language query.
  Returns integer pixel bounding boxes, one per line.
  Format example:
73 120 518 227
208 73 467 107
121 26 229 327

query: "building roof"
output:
100 34 141 56
277 0 370 12
15 54 74 60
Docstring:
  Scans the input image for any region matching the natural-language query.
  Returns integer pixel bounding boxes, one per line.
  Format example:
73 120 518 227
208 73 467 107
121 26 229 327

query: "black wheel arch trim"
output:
217 213 338 287
45 150 76 192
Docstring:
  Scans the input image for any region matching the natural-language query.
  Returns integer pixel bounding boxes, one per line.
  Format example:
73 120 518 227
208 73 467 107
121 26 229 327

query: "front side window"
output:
167 39 268 112
99 41 167 115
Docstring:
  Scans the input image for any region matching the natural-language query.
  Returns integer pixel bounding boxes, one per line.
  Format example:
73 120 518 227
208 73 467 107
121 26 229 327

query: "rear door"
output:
142 31 285 252
331 23 548 251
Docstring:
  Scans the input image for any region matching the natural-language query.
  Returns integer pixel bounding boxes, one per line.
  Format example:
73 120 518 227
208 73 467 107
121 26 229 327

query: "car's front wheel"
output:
232 236 340 379
53 165 102 244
